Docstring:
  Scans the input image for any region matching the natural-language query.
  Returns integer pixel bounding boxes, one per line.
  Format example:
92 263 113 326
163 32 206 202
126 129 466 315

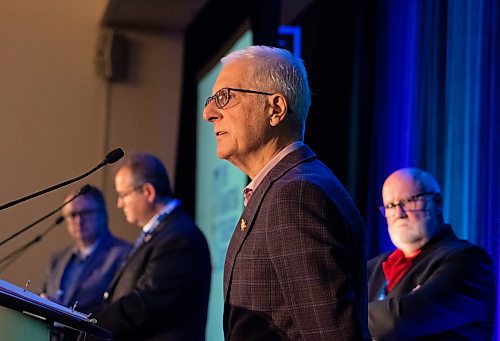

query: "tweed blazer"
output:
367 226 494 340
42 234 129 314
223 144 369 340
97 206 212 341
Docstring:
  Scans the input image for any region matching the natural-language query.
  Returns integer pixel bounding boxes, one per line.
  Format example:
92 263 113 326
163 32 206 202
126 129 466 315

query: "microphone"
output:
55 216 65 225
0 216 65 274
98 148 125 167
77 184 92 196
0 148 124 211
0 184 91 248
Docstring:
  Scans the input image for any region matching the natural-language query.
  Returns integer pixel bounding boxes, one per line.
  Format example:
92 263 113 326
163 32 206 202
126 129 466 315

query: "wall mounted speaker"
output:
95 30 128 81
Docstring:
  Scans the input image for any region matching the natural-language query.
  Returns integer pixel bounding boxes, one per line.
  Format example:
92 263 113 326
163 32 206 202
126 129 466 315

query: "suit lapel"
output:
223 145 317 300
223 180 265 298
56 249 74 288
64 237 112 305
62 238 105 306
52 248 74 304
106 213 173 298
62 257 87 307
384 228 456 297
369 257 389 301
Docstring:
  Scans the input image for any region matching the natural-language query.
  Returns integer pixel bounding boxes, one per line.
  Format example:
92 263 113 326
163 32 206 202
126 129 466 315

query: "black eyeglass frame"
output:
64 208 100 220
205 87 273 109
116 184 145 200
379 191 436 217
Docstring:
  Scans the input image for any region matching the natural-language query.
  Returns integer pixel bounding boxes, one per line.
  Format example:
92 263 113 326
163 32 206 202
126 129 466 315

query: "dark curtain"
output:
362 0 499 336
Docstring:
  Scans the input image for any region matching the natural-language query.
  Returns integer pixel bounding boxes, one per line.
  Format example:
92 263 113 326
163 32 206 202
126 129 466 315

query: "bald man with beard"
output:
368 168 494 340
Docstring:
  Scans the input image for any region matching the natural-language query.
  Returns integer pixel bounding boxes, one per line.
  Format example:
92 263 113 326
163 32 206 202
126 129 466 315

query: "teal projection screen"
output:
195 31 252 341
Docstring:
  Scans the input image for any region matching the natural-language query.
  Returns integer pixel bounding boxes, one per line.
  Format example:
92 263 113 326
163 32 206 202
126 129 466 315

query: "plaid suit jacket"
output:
223 145 369 340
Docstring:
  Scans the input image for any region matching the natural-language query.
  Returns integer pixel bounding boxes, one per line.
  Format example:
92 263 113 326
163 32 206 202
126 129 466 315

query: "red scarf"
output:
382 249 421 292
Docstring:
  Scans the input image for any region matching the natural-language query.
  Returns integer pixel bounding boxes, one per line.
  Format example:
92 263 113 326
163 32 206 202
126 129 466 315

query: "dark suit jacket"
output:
367 226 494 340
43 233 130 315
223 144 369 340
97 206 211 341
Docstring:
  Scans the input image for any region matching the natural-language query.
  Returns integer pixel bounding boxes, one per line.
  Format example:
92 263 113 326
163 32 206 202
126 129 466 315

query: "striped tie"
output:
127 231 150 259
243 188 253 206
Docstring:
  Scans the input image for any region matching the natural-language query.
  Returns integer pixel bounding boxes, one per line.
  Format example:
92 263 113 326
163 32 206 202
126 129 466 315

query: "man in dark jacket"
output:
368 167 494 340
97 153 211 341
42 185 129 340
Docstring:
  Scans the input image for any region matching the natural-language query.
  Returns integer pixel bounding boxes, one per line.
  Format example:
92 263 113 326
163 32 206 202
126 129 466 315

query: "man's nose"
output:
72 214 83 224
394 204 408 218
202 102 222 122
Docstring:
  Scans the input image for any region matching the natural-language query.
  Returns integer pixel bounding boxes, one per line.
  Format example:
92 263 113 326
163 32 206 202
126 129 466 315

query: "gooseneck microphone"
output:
0 216 65 274
0 184 92 273
0 148 124 211
0 184 92 248
98 148 125 167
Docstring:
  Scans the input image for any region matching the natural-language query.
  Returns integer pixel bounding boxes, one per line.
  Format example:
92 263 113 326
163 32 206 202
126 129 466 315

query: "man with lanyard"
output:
97 153 211 341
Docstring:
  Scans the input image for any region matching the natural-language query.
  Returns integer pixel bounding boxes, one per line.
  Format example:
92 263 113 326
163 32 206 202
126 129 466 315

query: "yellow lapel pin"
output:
240 219 247 231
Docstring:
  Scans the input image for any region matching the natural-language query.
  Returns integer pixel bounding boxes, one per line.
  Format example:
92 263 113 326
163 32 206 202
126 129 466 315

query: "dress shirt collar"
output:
73 239 98 260
142 199 181 233
243 141 303 206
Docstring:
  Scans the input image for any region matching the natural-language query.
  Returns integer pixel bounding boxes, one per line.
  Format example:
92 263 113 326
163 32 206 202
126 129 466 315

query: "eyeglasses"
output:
64 209 99 221
205 87 273 109
116 184 144 200
379 191 435 217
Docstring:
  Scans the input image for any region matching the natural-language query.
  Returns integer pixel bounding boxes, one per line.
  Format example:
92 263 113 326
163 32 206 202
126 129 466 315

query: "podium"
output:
0 279 111 340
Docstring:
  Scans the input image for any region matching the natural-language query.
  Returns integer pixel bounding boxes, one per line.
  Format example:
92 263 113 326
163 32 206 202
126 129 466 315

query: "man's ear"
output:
142 183 157 204
433 193 443 215
268 93 288 127
433 193 443 205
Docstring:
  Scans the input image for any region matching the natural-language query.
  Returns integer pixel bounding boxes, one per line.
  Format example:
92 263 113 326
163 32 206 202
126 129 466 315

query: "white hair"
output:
221 45 311 137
